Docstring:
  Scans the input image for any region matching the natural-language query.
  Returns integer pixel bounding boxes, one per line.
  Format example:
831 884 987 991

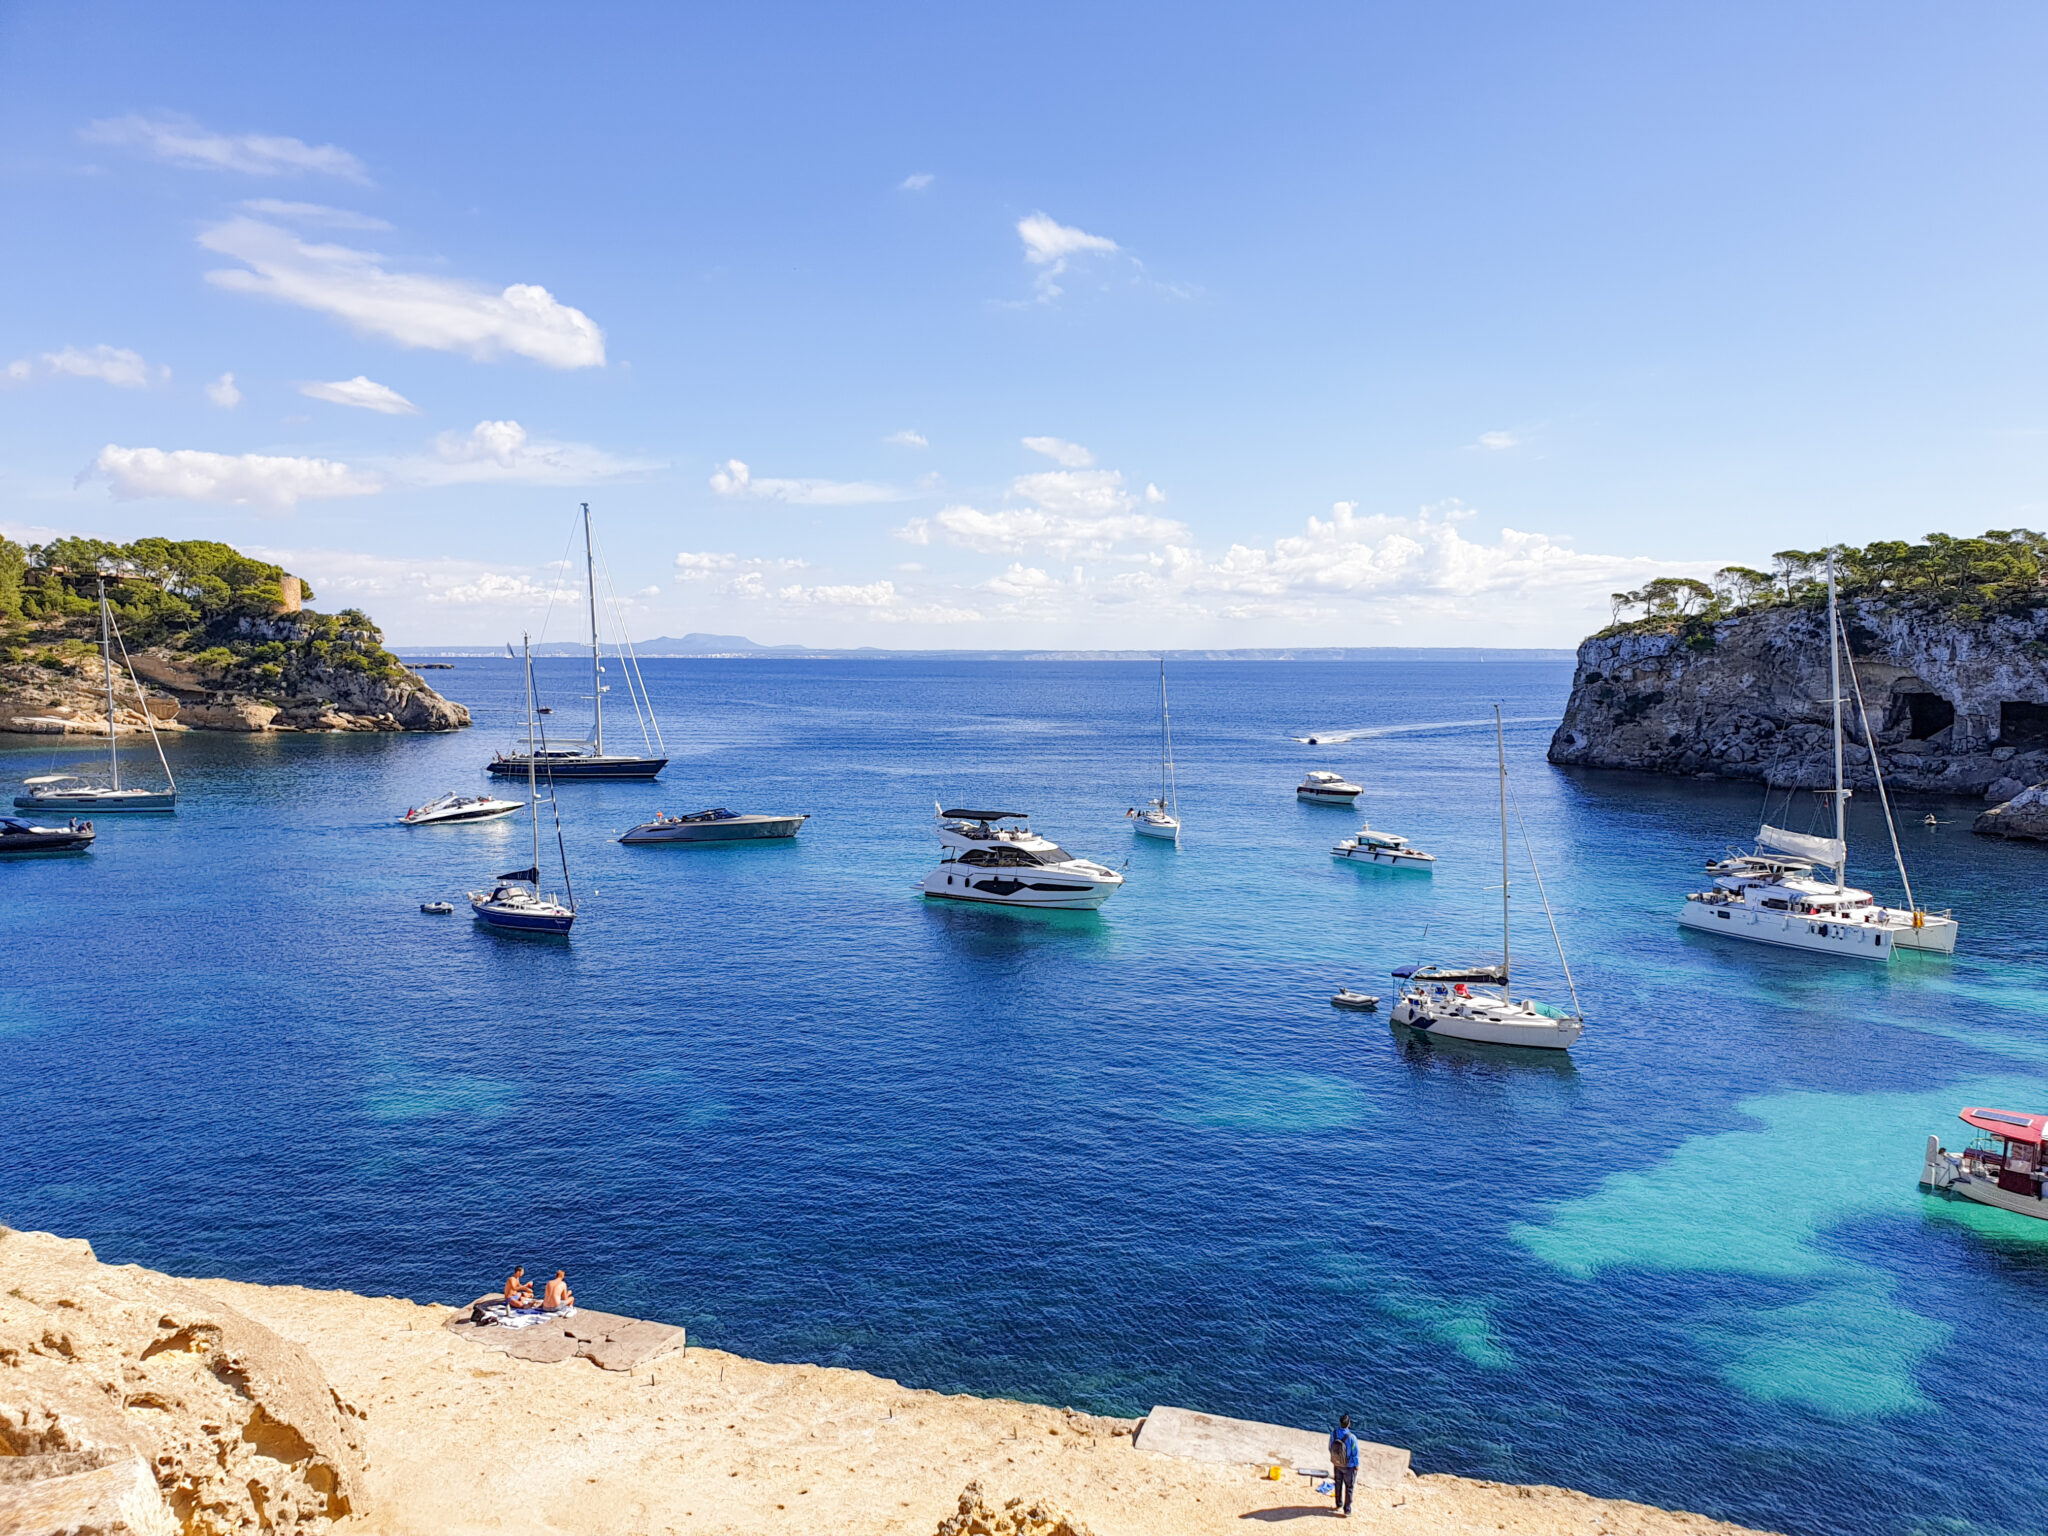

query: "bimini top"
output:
20 775 85 786
1393 963 1509 985
1959 1107 2048 1145
941 808 1028 821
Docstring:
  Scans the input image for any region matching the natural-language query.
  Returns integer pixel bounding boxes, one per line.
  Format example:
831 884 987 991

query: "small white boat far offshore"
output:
1922 1107 2047 1221
1332 825 1436 870
1297 770 1361 805
402 792 524 826
619 808 809 843
923 806 1124 909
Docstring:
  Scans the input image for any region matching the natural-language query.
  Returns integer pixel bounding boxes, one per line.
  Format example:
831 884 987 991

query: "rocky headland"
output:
1546 533 2048 837
0 1225 1775 1536
0 535 466 736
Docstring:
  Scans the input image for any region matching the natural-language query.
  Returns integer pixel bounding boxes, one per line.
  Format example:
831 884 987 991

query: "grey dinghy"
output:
619 808 809 843
0 815 96 856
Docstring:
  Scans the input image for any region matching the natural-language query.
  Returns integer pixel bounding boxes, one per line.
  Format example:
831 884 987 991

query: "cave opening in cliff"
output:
1998 701 2048 750
1893 691 1955 740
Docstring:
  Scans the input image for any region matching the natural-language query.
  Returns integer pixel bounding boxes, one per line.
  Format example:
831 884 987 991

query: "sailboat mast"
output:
525 633 541 881
1827 554 1848 886
1497 704 1509 992
99 578 120 791
583 502 604 757
1159 658 1169 805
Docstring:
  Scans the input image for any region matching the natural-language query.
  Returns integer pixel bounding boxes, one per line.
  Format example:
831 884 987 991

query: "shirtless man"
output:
503 1266 535 1307
542 1270 574 1311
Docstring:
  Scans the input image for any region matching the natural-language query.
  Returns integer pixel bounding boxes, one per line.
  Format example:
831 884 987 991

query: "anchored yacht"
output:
922 807 1123 909
1297 770 1361 805
1677 555 1958 959
1332 825 1435 870
1128 658 1182 843
619 808 808 843
1922 1107 2047 1221
14 579 177 814
402 792 523 826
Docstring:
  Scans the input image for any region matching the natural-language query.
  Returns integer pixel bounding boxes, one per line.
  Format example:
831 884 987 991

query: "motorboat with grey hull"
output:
0 816 96 856
620 808 809 843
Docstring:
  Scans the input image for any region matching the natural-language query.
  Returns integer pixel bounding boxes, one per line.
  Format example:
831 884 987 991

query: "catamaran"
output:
470 636 577 936
1677 556 1958 959
14 577 177 814
1382 708 1585 1050
488 503 668 781
1128 657 1181 842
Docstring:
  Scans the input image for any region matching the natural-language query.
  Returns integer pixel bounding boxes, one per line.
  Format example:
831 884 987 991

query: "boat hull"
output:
921 869 1120 909
1922 1140 2047 1220
0 832 95 856
469 897 575 934
1678 900 1905 960
15 790 175 813
404 804 523 825
488 755 667 780
1131 818 1180 841
1888 913 1959 953
1333 846 1433 869
1297 789 1359 805
620 814 808 843
1390 997 1582 1049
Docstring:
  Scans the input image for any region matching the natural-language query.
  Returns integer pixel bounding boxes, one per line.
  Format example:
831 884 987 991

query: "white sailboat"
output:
1677 556 1958 959
1128 658 1181 842
469 635 577 935
1384 707 1585 1050
14 577 177 814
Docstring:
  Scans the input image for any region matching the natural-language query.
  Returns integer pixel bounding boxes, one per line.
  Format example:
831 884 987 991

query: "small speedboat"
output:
619 808 809 843
1332 825 1436 869
1922 1107 2047 1220
0 815 96 856
1297 770 1361 805
402 792 524 826
923 807 1124 909
420 900 454 914
1331 989 1380 1011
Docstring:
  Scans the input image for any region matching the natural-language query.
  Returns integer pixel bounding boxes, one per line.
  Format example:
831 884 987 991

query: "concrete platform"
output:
445 1298 686 1372
1133 1404 1410 1487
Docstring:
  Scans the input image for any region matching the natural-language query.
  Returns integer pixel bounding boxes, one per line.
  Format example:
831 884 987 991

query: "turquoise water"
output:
5 658 2046 1536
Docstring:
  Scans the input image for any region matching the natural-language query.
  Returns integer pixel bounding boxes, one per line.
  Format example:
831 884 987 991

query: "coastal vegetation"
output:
1604 528 2048 642
0 532 411 688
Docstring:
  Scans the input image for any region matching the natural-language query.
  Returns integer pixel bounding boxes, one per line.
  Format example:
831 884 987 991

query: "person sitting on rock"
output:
543 1269 575 1312
504 1266 536 1308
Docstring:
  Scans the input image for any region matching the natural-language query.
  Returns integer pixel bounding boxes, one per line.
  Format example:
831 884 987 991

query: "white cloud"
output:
1022 435 1093 468
205 372 242 408
905 504 1186 560
4 359 34 384
768 577 979 624
43 345 161 388
404 420 655 486
900 173 935 191
708 458 902 505
83 445 381 512
1144 482 1166 503
426 571 580 606
777 579 900 608
885 429 929 448
199 218 605 368
83 114 368 181
241 199 391 230
1475 430 1521 451
300 375 418 415
635 585 660 598
674 551 738 575
1015 213 1119 300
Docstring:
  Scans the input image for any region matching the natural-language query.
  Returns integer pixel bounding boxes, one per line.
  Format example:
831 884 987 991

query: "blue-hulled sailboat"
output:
469 635 576 936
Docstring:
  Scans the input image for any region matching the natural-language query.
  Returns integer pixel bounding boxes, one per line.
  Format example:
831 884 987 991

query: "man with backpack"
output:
1328 1413 1360 1517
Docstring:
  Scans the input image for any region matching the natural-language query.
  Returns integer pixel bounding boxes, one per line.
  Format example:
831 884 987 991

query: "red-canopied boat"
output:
1921 1108 2048 1220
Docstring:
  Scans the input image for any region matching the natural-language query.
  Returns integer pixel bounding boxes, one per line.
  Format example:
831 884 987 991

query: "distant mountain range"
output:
398 635 1576 662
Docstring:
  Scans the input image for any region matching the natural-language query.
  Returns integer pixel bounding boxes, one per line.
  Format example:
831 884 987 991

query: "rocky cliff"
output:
1547 601 2048 798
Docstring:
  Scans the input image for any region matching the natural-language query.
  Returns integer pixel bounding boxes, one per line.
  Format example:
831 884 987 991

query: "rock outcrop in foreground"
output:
1549 602 2048 798
0 1226 1776 1536
0 1228 365 1535
1974 780 2048 841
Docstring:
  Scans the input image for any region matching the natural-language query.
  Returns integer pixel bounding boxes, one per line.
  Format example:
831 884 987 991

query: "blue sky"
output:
2 2 2044 646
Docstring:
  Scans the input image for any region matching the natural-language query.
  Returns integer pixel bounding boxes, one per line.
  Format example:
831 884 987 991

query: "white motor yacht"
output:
1677 555 1958 959
1297 770 1361 804
1332 825 1436 869
402 792 524 826
923 807 1124 909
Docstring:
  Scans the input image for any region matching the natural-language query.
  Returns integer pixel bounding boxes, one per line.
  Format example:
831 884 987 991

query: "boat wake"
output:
1292 714 1551 745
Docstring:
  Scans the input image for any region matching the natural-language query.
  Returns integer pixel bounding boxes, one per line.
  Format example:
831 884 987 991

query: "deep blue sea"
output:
7 658 2047 1536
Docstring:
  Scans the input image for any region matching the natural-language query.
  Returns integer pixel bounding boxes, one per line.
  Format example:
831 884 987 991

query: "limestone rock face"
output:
936 1481 1096 1536
1974 781 2048 841
0 1228 366 1536
176 697 280 732
1549 602 2048 794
